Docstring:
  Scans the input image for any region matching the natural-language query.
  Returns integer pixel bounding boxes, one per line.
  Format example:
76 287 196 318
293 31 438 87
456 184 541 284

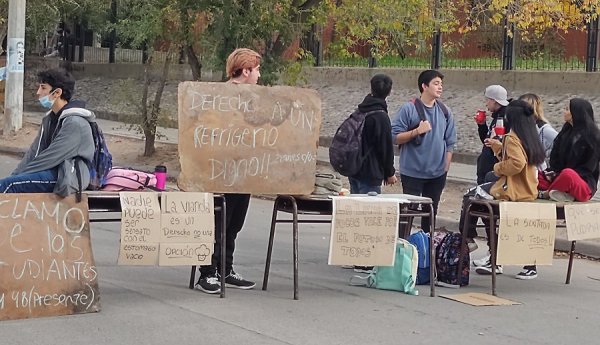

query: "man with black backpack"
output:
0 68 96 196
391 70 457 233
348 74 398 194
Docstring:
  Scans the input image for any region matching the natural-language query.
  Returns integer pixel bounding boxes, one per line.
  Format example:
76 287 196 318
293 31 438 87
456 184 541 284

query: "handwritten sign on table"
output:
564 203 600 241
159 192 214 266
497 202 556 266
118 192 161 265
177 82 322 194
328 198 399 266
0 194 100 321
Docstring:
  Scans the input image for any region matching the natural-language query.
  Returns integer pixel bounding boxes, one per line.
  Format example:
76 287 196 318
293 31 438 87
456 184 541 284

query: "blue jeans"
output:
0 169 58 193
348 177 381 194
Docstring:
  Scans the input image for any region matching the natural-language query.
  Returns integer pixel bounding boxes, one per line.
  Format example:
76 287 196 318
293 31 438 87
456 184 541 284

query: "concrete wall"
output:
69 63 222 82
304 67 600 94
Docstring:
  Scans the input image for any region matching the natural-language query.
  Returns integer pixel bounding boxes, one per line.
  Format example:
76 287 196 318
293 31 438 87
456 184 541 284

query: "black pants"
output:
200 193 251 277
458 182 493 246
400 173 447 233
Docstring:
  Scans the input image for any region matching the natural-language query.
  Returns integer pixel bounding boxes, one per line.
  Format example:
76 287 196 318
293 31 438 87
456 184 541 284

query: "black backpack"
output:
435 232 470 287
409 98 449 146
329 109 379 176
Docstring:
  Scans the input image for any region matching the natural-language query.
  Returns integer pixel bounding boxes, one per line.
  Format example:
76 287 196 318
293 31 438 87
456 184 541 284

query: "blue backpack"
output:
87 121 113 190
329 110 379 176
409 230 430 285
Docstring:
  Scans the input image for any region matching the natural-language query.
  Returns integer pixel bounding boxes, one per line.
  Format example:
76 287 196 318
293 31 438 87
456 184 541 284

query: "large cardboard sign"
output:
0 194 100 321
564 203 600 241
118 192 161 265
497 202 556 266
159 192 214 266
177 82 322 194
328 198 399 266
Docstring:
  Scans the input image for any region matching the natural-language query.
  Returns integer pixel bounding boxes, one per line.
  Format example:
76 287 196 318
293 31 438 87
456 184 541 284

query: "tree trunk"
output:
140 56 152 154
144 50 172 156
185 44 202 80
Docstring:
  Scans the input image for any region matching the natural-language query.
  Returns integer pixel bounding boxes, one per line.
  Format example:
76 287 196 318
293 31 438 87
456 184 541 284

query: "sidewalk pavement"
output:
8 112 600 258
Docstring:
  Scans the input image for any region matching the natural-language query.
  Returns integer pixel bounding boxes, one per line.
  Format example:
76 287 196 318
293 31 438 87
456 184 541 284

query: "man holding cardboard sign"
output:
193 48 261 294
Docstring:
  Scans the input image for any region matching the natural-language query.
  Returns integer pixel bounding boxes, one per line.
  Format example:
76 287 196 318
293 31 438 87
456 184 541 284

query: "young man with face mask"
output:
0 68 95 195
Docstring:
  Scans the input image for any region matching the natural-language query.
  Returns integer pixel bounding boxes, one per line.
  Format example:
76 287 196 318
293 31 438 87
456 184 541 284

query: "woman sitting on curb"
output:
538 98 600 203
458 100 545 278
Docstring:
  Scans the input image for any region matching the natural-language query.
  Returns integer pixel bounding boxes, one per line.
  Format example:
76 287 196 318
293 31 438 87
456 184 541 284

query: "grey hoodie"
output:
13 103 96 196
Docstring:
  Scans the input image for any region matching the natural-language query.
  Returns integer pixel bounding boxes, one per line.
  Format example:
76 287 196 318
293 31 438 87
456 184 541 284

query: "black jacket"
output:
476 105 509 184
352 95 395 185
550 127 600 195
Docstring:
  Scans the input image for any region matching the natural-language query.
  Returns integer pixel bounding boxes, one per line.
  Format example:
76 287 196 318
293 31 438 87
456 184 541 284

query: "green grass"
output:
323 55 587 71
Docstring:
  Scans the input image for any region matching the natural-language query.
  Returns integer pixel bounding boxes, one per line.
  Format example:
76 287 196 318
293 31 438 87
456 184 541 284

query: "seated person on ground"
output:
0 68 95 195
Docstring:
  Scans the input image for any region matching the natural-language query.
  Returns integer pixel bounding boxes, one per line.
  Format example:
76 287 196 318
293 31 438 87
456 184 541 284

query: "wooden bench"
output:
459 198 585 296
86 191 228 297
262 194 436 300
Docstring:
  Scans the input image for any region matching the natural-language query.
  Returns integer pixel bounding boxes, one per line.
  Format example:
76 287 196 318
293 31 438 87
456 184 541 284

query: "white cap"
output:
484 85 509 106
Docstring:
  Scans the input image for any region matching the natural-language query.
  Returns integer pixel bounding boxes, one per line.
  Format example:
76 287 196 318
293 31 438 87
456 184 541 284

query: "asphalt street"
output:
1 153 599 344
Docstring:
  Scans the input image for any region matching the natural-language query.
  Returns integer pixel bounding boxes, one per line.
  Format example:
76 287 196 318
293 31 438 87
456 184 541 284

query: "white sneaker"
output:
472 252 491 267
549 190 575 202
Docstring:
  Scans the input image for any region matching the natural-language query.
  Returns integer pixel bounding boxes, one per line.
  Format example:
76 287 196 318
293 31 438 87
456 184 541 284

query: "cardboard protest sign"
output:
497 202 556 266
328 198 399 266
564 203 600 241
158 192 214 266
0 194 100 321
118 192 161 265
177 82 322 194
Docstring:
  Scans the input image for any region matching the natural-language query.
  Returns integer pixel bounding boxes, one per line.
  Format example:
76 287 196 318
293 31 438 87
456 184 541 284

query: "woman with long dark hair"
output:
539 98 600 202
457 100 545 280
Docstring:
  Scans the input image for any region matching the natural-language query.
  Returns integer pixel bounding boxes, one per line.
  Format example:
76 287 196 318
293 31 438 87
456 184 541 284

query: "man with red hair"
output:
195 48 261 294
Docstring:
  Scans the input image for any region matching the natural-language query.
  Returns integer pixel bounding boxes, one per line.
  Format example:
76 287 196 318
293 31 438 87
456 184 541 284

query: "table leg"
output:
262 196 283 291
429 204 436 297
566 240 576 284
189 266 196 289
218 197 227 299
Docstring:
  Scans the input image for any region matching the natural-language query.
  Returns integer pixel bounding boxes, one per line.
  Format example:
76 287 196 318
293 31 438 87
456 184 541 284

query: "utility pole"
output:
4 0 26 135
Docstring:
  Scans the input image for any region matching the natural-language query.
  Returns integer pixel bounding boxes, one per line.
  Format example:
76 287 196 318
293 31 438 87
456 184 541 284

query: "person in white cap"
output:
475 84 510 184
468 85 510 269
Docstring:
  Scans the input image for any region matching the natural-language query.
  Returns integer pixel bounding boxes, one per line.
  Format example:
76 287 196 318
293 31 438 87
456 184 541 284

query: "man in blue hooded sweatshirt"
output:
391 70 457 233
0 68 95 195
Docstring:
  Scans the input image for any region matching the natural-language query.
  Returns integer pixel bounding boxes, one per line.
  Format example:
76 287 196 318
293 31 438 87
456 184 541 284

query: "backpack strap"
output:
355 109 381 160
411 98 450 144
75 161 82 203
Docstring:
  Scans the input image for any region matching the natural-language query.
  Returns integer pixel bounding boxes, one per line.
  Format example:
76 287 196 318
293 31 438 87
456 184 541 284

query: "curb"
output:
436 216 600 260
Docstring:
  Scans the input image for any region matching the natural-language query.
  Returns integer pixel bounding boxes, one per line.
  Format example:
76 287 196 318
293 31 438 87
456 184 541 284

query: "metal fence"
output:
321 3 593 71
73 46 171 64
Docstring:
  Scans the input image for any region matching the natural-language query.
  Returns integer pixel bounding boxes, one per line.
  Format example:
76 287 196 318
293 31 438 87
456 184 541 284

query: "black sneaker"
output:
222 271 255 289
195 275 221 294
353 266 374 274
475 261 503 275
515 268 538 280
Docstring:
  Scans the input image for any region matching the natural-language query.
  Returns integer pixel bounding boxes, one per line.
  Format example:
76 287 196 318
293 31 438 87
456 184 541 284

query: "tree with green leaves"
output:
318 0 460 61
111 0 180 156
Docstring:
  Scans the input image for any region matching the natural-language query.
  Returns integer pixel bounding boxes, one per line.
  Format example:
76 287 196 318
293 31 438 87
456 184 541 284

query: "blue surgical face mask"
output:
38 90 56 109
